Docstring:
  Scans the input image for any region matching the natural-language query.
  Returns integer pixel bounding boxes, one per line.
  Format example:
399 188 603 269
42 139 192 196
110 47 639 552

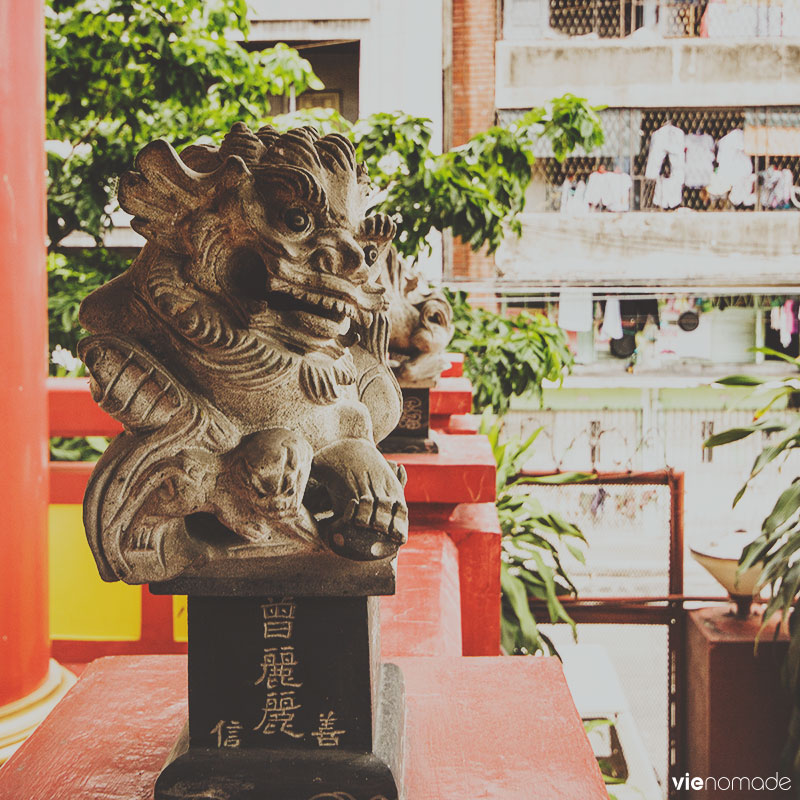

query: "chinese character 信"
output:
255 646 302 689
210 719 243 748
311 711 346 747
261 598 296 639
254 691 303 739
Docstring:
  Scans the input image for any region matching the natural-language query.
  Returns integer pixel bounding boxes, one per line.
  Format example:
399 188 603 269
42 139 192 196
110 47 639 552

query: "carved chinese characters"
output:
184 596 381 758
254 599 303 739
78 124 409 584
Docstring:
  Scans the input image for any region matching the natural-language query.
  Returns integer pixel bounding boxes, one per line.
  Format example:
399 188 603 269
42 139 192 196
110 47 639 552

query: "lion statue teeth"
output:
78 123 408 584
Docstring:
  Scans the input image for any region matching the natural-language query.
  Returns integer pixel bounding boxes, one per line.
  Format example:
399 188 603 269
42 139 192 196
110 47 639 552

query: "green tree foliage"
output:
445 290 574 414
46 0 602 363
46 0 323 373
46 0 322 246
349 100 603 259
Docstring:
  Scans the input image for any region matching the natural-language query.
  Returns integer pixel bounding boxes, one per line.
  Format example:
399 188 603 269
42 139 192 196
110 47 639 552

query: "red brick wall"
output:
451 0 497 281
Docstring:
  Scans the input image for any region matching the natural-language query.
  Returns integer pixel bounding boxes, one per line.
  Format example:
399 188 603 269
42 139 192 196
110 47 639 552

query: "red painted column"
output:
0 0 50 707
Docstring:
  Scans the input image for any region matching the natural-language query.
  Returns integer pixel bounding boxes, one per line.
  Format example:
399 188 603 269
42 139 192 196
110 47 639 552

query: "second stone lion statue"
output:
79 123 409 584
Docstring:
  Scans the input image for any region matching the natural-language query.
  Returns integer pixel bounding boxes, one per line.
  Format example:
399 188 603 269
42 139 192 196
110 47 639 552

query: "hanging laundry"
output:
590 487 609 517
645 124 685 209
601 298 624 340
560 177 588 215
760 167 795 209
584 168 633 212
685 133 715 189
770 304 781 332
558 289 594 332
584 167 612 209
605 169 633 212
717 129 756 207
780 299 795 348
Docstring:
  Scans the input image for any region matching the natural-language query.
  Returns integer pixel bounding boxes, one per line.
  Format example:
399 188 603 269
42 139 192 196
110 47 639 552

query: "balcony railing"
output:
500 106 800 212
505 0 800 40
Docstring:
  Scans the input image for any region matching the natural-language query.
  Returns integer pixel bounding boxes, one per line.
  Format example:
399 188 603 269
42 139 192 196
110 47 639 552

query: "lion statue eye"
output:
364 244 379 265
284 207 310 232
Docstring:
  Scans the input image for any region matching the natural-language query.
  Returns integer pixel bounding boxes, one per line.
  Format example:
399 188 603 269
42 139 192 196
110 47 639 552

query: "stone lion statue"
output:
79 123 408 584
379 247 454 385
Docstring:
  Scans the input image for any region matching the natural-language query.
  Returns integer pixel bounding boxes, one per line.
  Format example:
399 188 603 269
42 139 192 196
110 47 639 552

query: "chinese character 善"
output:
311 711 346 747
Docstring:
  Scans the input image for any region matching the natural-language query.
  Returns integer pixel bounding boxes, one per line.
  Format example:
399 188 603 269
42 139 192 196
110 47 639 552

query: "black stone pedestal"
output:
378 386 437 454
154 595 405 800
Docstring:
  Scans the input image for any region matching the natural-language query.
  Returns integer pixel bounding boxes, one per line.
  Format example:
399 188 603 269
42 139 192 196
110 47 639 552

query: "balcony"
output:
495 209 800 288
504 0 800 41
496 36 800 109
500 106 800 226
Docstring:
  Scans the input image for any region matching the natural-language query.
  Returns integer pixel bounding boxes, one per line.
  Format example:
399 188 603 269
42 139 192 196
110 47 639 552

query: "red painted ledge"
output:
0 655 607 800
48 377 122 437
431 412 479 435
429 376 472 416
48 371 473 437
440 352 464 377
50 434 496 506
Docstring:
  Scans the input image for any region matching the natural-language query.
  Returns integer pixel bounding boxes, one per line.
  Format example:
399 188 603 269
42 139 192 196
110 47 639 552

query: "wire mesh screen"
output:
540 623 671 798
506 404 800 596
505 408 645 471
541 0 800 38
520 481 673 596
499 106 800 212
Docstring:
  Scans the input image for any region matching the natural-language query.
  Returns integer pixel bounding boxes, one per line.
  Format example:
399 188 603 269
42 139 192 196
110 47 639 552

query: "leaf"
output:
763 481 800 535
85 436 111 454
516 471 597 485
751 346 800 366
713 375 767 386
583 718 614 734
501 563 541 651
704 427 761 447
566 542 586 564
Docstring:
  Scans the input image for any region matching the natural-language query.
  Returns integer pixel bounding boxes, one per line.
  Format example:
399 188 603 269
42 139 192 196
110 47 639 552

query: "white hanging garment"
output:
560 178 588 215
781 301 794 348
685 133 715 188
717 129 755 207
646 124 686 209
558 290 594 332
604 172 633 212
601 298 623 340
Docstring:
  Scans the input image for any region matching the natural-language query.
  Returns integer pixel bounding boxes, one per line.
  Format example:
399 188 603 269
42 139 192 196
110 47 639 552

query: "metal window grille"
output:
497 106 800 213
543 0 799 39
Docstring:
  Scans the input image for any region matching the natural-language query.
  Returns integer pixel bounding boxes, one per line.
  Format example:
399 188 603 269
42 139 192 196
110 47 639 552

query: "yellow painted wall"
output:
49 504 142 640
173 595 188 643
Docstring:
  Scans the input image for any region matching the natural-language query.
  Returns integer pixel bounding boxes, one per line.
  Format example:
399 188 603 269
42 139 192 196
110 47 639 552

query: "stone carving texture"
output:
379 247 454 385
79 123 409 584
